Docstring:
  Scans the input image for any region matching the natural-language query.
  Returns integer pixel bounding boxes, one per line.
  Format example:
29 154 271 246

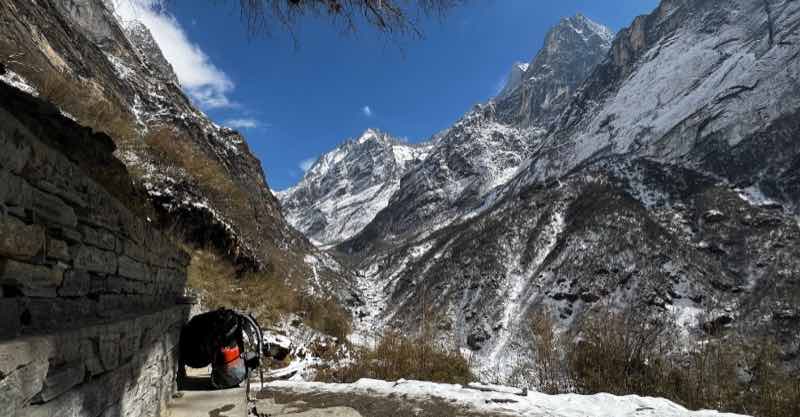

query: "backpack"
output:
179 308 263 390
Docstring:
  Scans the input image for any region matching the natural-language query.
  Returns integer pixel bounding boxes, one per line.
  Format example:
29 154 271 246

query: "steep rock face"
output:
341 15 612 254
524 0 800 193
278 129 432 247
497 62 529 98
496 14 613 128
0 0 351 297
343 0 800 379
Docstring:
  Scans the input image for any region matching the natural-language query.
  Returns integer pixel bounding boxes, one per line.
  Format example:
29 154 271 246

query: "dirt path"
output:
254 388 513 417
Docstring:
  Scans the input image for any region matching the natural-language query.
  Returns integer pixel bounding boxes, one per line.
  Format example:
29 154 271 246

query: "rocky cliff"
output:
0 0 352 298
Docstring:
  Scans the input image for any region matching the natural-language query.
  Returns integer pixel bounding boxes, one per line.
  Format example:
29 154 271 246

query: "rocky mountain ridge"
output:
337 14 613 254
278 15 614 258
285 0 800 381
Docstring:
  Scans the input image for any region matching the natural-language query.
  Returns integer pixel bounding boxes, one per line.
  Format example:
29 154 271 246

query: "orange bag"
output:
220 345 240 364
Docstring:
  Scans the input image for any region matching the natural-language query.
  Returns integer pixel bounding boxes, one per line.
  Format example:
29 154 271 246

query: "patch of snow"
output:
104 52 135 79
262 378 748 417
0 70 39 96
734 186 780 208
666 300 703 339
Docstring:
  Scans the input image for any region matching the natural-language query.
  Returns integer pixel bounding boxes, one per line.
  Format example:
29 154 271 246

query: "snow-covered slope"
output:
338 15 613 254
264 379 749 417
336 0 800 382
278 129 432 246
519 0 800 190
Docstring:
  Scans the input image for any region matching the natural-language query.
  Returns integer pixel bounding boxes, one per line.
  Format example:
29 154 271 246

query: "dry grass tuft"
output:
36 70 139 147
187 247 351 339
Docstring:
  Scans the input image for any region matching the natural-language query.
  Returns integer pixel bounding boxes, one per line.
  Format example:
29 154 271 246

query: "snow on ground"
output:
734 186 780 208
261 317 343 381
0 69 38 96
261 379 749 417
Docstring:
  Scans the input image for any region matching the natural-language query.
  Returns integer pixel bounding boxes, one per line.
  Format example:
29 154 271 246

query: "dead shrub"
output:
36 70 139 148
528 310 570 394
144 127 251 217
566 308 676 396
298 294 352 342
317 330 472 384
522 306 800 417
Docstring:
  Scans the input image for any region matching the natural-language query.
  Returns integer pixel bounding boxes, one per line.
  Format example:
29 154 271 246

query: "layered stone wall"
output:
0 82 190 416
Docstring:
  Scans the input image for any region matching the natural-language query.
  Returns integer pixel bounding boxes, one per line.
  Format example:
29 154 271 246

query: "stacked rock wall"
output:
0 82 190 417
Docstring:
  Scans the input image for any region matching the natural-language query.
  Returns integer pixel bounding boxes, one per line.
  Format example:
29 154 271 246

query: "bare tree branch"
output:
231 0 465 37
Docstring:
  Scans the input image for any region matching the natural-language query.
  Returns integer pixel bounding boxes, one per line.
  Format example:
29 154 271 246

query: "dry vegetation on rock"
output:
187 248 351 339
513 308 800 417
315 330 473 385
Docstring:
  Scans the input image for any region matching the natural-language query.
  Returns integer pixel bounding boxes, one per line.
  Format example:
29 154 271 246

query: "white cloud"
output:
299 157 316 172
224 118 260 129
362 105 373 117
111 0 236 109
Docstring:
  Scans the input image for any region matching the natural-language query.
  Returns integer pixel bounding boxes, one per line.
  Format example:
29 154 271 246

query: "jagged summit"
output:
495 14 613 127
354 128 389 144
498 14 611 101
279 129 432 246
561 13 615 44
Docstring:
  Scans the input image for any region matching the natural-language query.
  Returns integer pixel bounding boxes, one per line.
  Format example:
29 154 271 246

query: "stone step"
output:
165 367 248 417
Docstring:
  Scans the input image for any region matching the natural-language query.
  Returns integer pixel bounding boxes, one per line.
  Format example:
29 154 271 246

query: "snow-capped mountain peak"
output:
279 129 432 246
356 128 386 144
494 14 613 127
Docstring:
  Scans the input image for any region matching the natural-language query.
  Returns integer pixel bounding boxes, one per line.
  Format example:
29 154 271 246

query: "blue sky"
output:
118 0 659 190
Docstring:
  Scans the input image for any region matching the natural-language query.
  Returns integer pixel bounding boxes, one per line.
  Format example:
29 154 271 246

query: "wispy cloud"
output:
493 75 507 97
112 0 236 109
224 118 261 129
362 105 373 117
299 157 316 172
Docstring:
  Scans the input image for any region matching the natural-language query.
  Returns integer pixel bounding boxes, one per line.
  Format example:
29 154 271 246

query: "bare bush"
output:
317 330 472 384
520 306 800 417
529 310 570 394
235 0 464 37
144 127 252 215
566 308 676 396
